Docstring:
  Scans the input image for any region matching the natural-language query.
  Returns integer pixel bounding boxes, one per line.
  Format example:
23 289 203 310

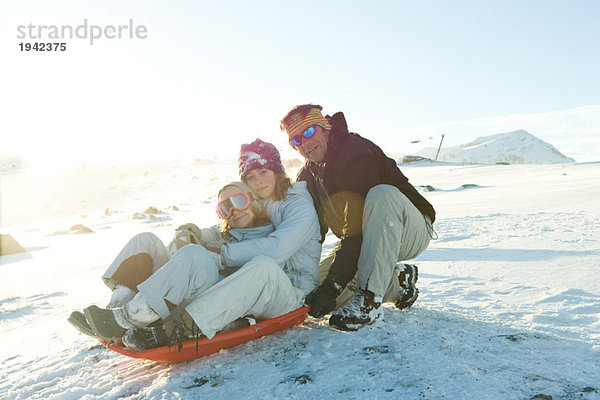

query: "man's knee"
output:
365 184 412 210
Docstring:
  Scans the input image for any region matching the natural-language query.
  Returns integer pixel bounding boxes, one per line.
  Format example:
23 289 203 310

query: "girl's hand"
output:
204 241 224 255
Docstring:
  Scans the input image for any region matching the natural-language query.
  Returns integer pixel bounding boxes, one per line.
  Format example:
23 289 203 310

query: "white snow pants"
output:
138 245 304 339
319 184 432 307
102 232 171 291
136 244 221 319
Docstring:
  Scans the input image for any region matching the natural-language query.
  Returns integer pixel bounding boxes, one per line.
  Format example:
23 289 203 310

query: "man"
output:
280 104 436 331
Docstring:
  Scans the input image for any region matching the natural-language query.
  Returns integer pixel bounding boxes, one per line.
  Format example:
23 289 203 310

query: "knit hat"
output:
238 139 285 179
280 105 332 135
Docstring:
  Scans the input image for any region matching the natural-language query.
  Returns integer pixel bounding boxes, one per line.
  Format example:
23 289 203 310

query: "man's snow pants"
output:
318 184 432 308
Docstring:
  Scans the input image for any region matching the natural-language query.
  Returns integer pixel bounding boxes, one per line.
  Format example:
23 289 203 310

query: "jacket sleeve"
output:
324 154 382 288
199 226 225 242
221 193 320 267
297 166 329 243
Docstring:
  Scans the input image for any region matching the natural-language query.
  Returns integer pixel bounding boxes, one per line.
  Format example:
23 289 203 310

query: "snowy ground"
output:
1 160 599 399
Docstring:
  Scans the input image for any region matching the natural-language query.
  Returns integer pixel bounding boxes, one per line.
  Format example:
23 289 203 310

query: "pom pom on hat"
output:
239 139 284 179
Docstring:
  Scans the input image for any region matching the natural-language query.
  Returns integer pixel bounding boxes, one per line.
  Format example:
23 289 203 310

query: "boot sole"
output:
83 306 126 342
329 309 384 331
68 311 96 337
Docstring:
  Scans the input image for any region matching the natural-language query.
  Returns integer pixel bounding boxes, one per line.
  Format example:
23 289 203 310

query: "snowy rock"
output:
70 224 93 233
0 234 27 255
417 130 576 164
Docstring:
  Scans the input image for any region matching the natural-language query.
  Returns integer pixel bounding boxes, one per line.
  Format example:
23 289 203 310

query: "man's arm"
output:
307 154 382 317
323 154 381 286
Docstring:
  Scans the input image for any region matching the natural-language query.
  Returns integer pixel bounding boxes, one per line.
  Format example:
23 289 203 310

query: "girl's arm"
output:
221 194 319 266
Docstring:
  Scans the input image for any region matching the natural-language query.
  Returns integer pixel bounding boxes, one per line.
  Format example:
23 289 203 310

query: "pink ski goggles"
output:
216 191 253 219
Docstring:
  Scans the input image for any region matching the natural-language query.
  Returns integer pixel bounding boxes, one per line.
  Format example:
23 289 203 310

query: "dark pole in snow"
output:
435 134 445 161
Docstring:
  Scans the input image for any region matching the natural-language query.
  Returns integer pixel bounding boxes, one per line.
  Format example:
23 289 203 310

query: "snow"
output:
1 159 600 399
417 130 576 164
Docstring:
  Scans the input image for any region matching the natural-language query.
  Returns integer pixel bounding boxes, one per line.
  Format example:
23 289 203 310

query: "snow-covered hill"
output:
417 130 576 164
413 105 600 163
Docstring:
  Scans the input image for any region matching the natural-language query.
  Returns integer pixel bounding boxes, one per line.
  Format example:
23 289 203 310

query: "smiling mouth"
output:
306 145 318 156
231 215 245 224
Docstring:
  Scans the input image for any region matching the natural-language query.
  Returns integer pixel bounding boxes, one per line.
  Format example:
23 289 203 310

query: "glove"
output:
175 223 203 240
305 278 343 318
167 223 204 256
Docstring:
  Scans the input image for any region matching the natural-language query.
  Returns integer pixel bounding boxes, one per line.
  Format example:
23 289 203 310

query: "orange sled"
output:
99 306 310 362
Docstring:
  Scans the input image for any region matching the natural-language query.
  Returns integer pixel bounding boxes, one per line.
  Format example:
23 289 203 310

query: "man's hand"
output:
305 278 342 318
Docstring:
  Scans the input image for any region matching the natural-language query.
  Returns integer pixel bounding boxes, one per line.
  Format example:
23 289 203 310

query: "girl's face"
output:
219 186 255 229
244 168 276 199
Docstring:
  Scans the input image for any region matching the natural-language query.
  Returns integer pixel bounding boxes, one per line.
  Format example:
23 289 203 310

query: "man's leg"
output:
358 185 431 298
328 185 431 330
185 255 304 339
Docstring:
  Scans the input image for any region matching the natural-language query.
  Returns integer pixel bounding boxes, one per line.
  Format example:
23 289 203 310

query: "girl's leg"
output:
85 245 221 338
136 245 221 321
185 255 304 339
102 232 171 296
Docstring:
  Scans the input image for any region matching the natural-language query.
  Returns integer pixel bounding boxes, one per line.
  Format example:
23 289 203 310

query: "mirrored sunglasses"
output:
289 125 316 147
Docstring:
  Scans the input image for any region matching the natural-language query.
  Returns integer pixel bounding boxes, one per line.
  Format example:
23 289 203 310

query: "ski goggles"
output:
216 191 253 219
289 125 316 147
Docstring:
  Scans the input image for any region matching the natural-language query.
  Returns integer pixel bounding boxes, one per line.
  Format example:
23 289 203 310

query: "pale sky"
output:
1 0 599 166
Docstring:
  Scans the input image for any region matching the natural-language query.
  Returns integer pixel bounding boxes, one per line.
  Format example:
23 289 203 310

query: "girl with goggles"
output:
74 181 274 346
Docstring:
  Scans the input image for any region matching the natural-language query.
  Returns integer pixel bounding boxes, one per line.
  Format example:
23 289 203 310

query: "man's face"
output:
288 124 329 163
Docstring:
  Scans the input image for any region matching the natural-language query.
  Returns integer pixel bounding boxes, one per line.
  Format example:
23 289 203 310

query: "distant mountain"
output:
412 105 599 162
416 130 576 164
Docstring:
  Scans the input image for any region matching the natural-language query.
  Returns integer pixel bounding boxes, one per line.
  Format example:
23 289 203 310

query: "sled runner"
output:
99 306 310 362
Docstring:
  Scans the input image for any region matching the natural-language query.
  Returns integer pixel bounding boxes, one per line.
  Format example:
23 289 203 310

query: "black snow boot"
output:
68 311 95 337
329 289 383 331
123 311 200 352
83 305 128 341
122 326 169 351
395 263 419 310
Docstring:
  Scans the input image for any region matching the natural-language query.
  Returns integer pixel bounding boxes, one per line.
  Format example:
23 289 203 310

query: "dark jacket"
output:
297 112 436 288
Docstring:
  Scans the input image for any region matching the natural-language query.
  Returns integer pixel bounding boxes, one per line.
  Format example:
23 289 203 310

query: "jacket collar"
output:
325 112 349 162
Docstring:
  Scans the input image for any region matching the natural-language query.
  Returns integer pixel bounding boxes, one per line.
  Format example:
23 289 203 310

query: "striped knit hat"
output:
280 105 332 135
